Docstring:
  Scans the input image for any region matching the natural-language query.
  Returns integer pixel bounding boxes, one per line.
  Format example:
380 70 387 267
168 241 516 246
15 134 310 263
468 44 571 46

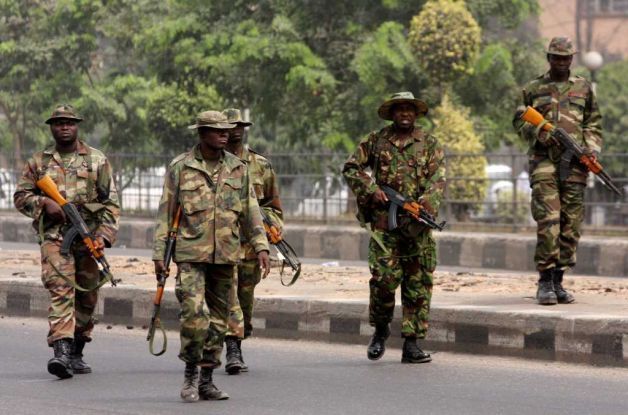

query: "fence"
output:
1 152 626 231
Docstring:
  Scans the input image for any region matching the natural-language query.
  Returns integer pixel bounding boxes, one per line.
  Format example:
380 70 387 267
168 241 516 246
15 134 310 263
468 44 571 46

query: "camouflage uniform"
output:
513 37 602 274
14 140 120 345
343 110 445 339
223 145 283 339
152 144 268 367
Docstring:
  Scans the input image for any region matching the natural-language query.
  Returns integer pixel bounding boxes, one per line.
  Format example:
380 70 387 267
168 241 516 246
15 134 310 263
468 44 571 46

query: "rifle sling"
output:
148 309 168 356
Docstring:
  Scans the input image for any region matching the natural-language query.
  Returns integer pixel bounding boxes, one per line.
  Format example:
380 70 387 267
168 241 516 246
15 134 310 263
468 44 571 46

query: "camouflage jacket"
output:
513 71 602 184
13 140 120 245
232 145 283 261
342 125 446 232
152 145 269 264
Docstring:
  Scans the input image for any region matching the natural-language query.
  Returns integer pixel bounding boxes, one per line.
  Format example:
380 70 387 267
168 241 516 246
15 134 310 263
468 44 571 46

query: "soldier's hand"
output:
371 188 389 207
257 250 271 279
42 198 66 223
583 147 599 163
154 260 166 280
537 130 556 148
93 236 106 253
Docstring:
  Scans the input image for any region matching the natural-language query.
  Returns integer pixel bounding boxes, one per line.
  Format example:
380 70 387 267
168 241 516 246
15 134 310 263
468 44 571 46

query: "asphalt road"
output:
1 317 627 415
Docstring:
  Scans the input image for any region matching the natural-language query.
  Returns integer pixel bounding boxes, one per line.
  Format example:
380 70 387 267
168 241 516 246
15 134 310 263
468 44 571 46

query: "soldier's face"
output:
391 103 418 130
50 119 79 145
198 127 229 150
228 125 246 144
548 54 572 75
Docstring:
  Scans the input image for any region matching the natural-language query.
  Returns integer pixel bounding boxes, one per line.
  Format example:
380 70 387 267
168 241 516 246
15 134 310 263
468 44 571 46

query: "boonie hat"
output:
377 92 428 120
45 104 83 124
222 108 253 127
545 36 577 56
188 111 236 130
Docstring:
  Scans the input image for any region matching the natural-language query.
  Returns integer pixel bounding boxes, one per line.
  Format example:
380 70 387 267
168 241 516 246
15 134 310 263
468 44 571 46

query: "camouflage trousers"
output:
175 262 233 367
368 230 436 339
40 240 99 346
223 260 262 339
531 178 585 272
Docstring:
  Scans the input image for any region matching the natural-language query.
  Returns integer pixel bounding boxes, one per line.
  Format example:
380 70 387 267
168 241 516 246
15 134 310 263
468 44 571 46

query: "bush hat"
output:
222 108 253 127
45 104 83 124
377 91 428 120
188 110 235 130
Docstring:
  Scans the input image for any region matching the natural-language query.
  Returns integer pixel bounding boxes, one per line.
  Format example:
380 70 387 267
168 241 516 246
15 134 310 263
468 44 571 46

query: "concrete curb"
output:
2 280 626 367
1 215 627 276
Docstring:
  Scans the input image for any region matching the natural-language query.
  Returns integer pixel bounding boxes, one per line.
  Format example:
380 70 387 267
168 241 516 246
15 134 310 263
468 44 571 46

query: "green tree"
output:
593 59 628 184
432 93 487 220
408 0 481 94
0 0 101 166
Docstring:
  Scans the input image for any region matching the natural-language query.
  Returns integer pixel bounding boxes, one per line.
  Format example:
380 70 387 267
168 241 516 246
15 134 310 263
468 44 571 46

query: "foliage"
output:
409 0 482 87
432 93 487 220
596 59 628 175
494 189 532 224
0 0 101 165
0 0 549 162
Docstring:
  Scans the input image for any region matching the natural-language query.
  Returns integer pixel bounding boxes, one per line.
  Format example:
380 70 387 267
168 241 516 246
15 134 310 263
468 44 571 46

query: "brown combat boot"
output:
180 363 199 403
199 367 229 400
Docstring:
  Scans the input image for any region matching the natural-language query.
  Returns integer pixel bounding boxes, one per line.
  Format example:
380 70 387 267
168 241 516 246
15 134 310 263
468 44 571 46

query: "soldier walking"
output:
342 92 446 363
14 104 120 379
513 37 602 305
209 108 284 375
152 110 270 402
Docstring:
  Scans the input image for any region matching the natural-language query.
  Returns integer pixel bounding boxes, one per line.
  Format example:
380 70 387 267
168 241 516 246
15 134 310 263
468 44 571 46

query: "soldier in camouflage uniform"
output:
210 108 283 375
152 110 270 402
14 104 120 379
513 37 602 305
343 92 446 364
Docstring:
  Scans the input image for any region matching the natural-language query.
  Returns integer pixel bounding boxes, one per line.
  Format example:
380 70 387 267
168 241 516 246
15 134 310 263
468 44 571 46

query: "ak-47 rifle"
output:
260 209 301 286
147 206 182 356
36 175 117 291
380 185 446 232
520 106 621 196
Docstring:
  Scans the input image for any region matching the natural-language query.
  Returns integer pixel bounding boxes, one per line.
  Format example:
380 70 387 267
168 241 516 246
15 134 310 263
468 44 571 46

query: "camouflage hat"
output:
545 37 577 56
45 104 83 124
377 91 428 120
187 110 236 130
222 108 253 127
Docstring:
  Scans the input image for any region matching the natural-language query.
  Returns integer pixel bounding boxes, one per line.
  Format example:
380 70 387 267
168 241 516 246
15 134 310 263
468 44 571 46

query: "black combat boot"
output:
536 269 557 305
224 336 243 375
553 269 575 304
47 338 74 379
367 323 390 361
180 363 199 403
401 337 431 364
238 340 248 372
70 338 92 374
198 367 229 400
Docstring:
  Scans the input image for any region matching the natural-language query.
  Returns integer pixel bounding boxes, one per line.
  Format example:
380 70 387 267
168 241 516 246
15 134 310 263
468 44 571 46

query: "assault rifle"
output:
260 209 301 286
520 106 621 196
380 185 446 232
147 206 182 356
36 175 117 290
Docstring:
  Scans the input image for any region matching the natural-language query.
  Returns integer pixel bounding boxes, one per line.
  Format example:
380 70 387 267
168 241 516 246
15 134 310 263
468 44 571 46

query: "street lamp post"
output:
582 50 604 94
581 51 605 224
